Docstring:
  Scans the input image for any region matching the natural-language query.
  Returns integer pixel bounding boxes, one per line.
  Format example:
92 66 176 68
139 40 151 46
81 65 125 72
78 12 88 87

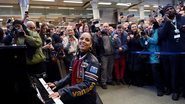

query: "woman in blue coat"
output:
141 18 165 96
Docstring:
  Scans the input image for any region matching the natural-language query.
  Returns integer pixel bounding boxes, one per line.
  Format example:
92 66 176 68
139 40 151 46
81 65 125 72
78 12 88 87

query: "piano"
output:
0 45 43 104
33 77 64 104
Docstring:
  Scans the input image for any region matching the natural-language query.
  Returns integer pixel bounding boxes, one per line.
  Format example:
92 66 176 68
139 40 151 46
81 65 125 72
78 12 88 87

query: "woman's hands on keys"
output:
47 82 56 90
49 92 61 99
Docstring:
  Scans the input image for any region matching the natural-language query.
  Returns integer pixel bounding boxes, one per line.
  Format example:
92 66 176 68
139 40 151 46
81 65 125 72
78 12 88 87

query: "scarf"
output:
71 59 82 85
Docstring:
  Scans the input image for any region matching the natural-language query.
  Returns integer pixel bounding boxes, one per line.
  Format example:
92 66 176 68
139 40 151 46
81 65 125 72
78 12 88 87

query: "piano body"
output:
0 45 63 104
0 45 40 104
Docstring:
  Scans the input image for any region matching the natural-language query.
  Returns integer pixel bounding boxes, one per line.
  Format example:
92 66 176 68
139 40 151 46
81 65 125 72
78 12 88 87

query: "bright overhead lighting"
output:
116 3 131 6
86 8 92 10
63 0 83 4
144 10 151 12
58 7 74 9
128 9 138 12
144 5 150 7
32 0 55 2
30 6 50 9
153 5 158 8
0 18 3 21
98 2 112 5
0 5 13 8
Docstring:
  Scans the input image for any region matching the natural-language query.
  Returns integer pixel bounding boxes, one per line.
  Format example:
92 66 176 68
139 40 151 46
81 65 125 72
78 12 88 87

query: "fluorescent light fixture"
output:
29 13 43 15
144 10 151 12
153 5 158 8
63 0 83 4
32 0 55 2
128 9 138 12
144 5 150 7
0 18 3 21
98 2 112 5
86 8 92 10
48 13 62 15
30 6 50 9
58 7 74 9
0 5 13 8
116 3 131 6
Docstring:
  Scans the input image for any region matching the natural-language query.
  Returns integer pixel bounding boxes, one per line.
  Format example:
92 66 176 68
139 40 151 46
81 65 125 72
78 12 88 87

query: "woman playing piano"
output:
47 32 100 104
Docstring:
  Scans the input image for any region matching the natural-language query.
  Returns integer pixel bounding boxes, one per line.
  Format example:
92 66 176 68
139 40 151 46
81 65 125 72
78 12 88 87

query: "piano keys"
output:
33 77 64 104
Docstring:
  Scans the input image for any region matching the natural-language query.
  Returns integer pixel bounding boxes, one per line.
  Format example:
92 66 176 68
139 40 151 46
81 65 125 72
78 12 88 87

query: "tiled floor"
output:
96 84 185 104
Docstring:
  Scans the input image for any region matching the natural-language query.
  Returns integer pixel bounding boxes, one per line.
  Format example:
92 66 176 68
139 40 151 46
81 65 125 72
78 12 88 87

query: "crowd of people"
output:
0 3 185 103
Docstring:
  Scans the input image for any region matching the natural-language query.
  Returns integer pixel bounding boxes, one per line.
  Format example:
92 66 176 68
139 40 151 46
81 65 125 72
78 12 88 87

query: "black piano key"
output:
32 77 56 104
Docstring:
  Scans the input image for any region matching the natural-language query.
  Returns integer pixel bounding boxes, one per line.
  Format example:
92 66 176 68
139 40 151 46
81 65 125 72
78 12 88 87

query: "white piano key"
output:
38 78 64 104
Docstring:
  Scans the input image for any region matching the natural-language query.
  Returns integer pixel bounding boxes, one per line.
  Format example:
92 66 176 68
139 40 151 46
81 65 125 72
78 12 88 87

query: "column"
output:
90 0 100 20
18 0 29 19
139 5 144 19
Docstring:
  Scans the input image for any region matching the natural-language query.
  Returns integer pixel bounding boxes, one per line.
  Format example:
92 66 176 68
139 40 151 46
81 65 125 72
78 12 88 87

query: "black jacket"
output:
158 14 182 52
54 52 100 104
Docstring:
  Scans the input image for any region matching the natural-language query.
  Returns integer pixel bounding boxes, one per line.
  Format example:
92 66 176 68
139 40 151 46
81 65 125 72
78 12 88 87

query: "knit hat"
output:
163 4 175 12
160 4 175 16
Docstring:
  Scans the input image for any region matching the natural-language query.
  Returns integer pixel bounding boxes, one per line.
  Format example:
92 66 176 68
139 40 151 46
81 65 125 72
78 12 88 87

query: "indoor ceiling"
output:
0 0 180 26
0 0 177 10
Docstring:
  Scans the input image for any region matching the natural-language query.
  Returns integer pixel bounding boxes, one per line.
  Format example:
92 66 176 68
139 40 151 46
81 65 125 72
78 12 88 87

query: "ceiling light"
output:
32 0 55 2
58 7 74 9
144 5 150 7
153 5 158 8
116 3 131 6
30 6 50 9
0 18 3 21
0 5 13 8
63 0 83 4
128 9 138 12
144 10 151 12
86 8 92 10
98 2 112 5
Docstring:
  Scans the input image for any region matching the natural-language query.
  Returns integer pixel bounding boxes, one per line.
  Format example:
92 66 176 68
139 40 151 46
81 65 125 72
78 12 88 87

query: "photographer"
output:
2 18 14 45
140 17 165 96
11 20 46 78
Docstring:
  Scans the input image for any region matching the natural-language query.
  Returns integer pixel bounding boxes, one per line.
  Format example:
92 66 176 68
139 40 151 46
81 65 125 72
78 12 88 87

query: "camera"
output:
11 20 29 39
140 29 149 36
140 31 146 36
